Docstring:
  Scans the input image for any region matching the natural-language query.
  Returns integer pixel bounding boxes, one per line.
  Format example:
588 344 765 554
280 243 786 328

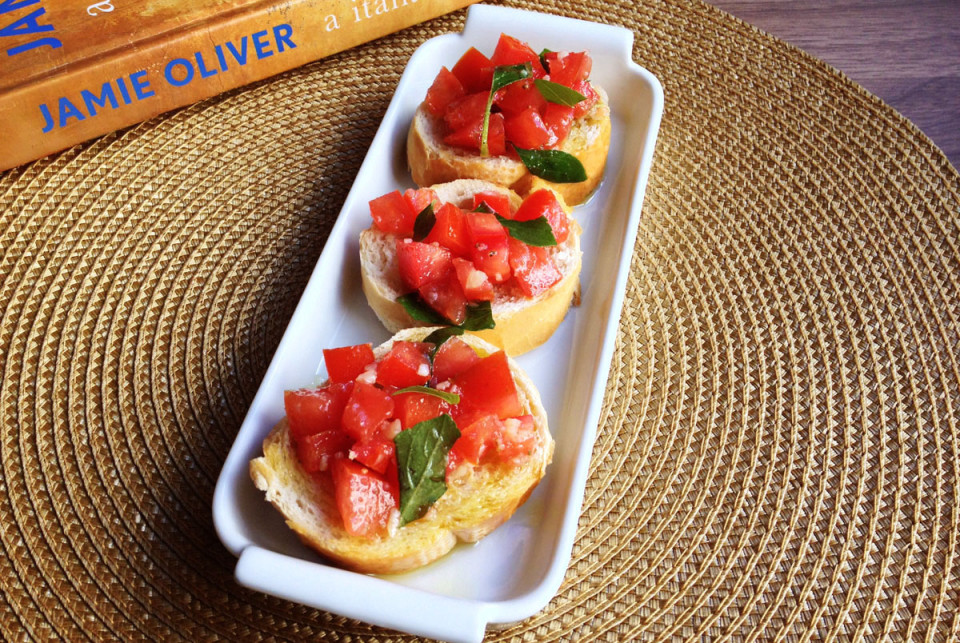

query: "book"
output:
0 0 477 172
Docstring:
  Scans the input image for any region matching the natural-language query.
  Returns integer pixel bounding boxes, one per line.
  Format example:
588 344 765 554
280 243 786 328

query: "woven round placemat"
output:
2 0 959 639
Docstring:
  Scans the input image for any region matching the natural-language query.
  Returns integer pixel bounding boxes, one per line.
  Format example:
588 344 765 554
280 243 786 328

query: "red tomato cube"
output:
453 351 522 420
295 430 353 472
323 344 375 384
490 34 546 76
542 103 575 147
514 188 569 243
419 269 469 325
443 112 505 156
496 415 538 460
494 78 547 117
432 336 481 383
544 51 592 87
508 238 562 297
330 458 397 537
350 436 396 475
504 107 557 150
424 203 472 257
376 341 432 389
452 46 494 93
396 239 453 290
466 211 511 284
341 381 395 443
470 191 513 218
424 66 465 117
453 257 495 302
403 188 438 215
284 384 352 442
448 414 500 465
571 80 599 119
443 92 488 132
393 391 446 429
369 190 417 237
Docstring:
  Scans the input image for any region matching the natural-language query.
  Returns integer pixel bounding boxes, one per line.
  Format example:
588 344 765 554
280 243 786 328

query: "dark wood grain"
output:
708 0 960 169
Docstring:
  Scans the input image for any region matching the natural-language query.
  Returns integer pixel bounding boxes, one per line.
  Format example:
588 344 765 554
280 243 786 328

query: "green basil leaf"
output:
424 325 465 349
392 385 460 405
394 414 461 526
472 202 495 214
460 301 495 331
533 78 586 107
496 214 557 247
538 48 553 72
397 293 449 324
412 203 435 242
481 62 533 157
513 145 588 183
491 62 532 93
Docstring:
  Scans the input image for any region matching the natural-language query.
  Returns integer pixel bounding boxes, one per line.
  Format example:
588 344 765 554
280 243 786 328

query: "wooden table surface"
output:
707 0 960 170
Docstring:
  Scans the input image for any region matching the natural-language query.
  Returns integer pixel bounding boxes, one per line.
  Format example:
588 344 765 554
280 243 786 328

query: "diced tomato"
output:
323 344 375 384
330 458 397 537
432 336 481 383
369 190 417 237
571 80 598 119
448 414 500 465
403 187 438 215
284 384 353 442
350 436 396 475
513 188 569 243
453 257 495 301
393 391 446 429
470 191 513 218
466 211 511 284
494 78 547 117
508 238 562 297
296 430 353 473
341 381 395 442
396 239 453 290
424 203 471 257
443 92 488 132
444 113 506 156
497 415 538 460
447 414 537 472
419 269 469 325
452 46 493 93
504 107 557 150
542 103 575 147
424 66 465 116
486 113 507 156
544 51 592 87
376 341 432 388
490 34 546 76
453 351 523 420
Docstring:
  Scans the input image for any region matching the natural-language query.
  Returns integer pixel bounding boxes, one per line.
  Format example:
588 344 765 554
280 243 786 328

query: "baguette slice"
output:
407 83 611 206
249 329 554 575
360 179 582 355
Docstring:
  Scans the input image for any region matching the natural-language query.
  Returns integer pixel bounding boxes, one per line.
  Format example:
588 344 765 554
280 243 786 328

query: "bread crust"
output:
360 179 582 355
407 83 611 206
249 329 554 575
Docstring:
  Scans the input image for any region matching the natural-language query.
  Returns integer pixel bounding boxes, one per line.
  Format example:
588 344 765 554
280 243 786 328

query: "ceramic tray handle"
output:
235 546 490 643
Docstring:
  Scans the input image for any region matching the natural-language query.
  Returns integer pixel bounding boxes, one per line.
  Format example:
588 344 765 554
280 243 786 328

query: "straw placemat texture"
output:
2 0 959 639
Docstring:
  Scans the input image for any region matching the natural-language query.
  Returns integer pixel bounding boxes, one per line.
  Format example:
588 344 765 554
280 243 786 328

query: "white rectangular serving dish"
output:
213 5 663 642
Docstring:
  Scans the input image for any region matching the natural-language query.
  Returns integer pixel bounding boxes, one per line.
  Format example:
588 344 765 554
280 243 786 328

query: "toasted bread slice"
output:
407 83 611 206
360 179 582 355
249 329 554 574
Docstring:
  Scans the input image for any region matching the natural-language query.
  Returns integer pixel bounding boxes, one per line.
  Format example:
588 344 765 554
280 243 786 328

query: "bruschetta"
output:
360 179 581 355
407 34 611 206
249 328 554 574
